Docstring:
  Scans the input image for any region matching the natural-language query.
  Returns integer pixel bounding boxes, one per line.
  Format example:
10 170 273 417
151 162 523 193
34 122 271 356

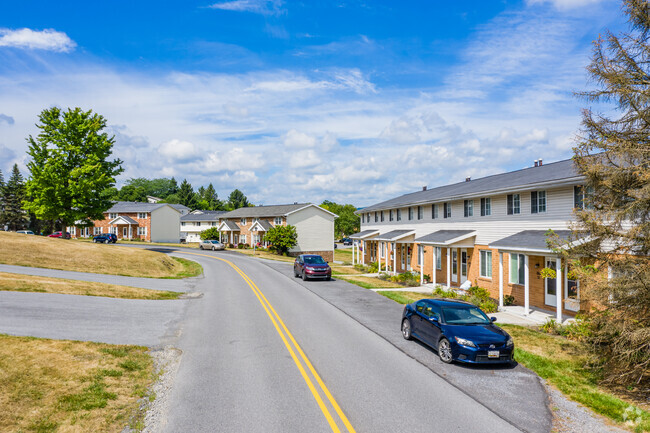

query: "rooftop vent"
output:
465 177 471 182
534 160 538 167
539 158 543 166
422 186 427 191
294 202 298 204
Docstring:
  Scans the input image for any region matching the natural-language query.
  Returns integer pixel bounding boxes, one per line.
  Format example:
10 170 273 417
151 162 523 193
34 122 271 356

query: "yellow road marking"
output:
185 252 356 433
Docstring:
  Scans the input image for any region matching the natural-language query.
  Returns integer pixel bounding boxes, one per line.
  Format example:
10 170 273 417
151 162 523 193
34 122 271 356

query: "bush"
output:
368 262 378 273
478 299 498 313
264 225 298 255
503 295 515 306
199 227 221 241
237 244 244 249
466 286 491 302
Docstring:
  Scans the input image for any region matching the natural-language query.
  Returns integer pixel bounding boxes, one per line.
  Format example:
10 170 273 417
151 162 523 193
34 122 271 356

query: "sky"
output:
0 0 625 207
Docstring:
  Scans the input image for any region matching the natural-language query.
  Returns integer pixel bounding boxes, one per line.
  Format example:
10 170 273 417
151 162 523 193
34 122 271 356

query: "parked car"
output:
294 254 332 281
93 233 117 243
199 239 225 251
48 231 71 239
16 230 35 235
401 298 514 364
341 238 352 245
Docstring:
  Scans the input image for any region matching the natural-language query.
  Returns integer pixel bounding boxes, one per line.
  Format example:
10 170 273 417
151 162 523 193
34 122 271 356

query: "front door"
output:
400 245 405 270
460 249 468 284
451 250 458 283
406 245 412 271
545 258 557 306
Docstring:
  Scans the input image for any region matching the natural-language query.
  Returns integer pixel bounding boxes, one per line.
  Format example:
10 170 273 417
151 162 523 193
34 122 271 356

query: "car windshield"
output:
304 256 326 264
209 240 219 244
441 306 491 325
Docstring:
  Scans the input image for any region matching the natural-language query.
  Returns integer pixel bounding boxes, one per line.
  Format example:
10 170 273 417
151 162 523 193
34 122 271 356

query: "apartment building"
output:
181 210 228 243
352 158 589 320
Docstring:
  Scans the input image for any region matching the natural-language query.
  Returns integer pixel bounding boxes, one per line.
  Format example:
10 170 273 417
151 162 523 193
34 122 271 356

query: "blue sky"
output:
0 0 623 206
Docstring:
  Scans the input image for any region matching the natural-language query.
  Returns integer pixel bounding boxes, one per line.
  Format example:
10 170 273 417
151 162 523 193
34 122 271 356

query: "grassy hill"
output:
0 232 200 278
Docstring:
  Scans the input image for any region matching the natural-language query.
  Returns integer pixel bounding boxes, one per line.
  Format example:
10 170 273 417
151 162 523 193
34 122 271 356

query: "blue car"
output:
401 298 514 364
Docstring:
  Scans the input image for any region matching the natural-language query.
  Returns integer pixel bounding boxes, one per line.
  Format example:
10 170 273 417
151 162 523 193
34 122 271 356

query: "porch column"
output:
129 225 132 240
524 254 530 315
446 247 451 289
556 258 563 323
392 242 397 275
352 242 356 266
420 245 424 284
498 253 504 309
432 247 437 288
362 241 365 265
384 242 388 272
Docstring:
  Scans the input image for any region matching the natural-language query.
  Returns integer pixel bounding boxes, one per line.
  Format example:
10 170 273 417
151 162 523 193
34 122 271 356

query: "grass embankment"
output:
0 335 155 433
502 325 650 432
0 272 182 300
377 290 430 303
337 275 402 289
233 248 296 263
334 248 352 264
0 232 202 278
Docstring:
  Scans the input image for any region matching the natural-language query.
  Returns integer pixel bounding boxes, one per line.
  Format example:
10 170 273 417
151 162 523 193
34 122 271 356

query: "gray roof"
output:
181 211 227 222
415 230 476 245
169 204 190 212
251 220 274 231
219 220 241 231
489 230 574 252
359 158 582 213
350 229 380 239
221 203 311 218
375 229 415 241
108 201 184 213
109 215 138 224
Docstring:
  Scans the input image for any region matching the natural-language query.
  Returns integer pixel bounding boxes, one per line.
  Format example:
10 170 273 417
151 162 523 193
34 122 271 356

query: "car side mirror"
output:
429 316 438 322
490 317 497 322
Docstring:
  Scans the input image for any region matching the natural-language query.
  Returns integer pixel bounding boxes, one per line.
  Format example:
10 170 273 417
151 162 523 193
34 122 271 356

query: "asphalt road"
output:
162 250 538 433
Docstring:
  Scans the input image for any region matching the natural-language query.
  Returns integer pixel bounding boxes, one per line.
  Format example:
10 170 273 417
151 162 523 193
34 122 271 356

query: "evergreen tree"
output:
0 168 4 227
203 183 222 210
3 164 28 230
177 179 198 209
569 0 650 387
227 189 250 210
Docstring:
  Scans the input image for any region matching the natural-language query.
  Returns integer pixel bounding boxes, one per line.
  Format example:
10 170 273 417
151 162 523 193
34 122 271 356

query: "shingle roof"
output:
109 215 139 225
349 229 380 239
252 220 274 231
415 230 477 245
219 220 241 231
221 203 311 218
375 230 415 241
489 230 574 252
108 201 183 213
181 211 228 222
358 158 582 213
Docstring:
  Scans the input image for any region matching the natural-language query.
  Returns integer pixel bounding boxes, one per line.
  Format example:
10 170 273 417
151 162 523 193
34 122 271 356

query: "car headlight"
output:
455 337 476 348
305 266 315 271
506 337 514 347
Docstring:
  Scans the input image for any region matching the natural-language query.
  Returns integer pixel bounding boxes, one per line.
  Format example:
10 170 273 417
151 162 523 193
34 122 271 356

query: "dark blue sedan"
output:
401 298 514 364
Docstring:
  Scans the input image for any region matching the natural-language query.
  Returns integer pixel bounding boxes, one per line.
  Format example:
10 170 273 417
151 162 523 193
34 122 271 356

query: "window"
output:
480 198 491 216
137 212 147 219
531 190 546 213
275 217 283 225
366 213 370 223
397 209 402 221
195 222 201 227
375 212 378 222
381 211 385 222
240 218 246 225
361 214 365 224
463 200 473 217
94 227 102 235
417 206 423 220
480 250 492 278
137 227 147 236
181 222 186 227
239 234 246 244
389 210 394 221
507 194 520 215
574 185 594 210
123 227 128 237
435 247 442 270
567 276 579 300
509 253 525 285
432 204 438 219
380 242 385 258
109 213 118 219
408 207 413 220
444 203 451 218
110 227 117 235
211 222 216 226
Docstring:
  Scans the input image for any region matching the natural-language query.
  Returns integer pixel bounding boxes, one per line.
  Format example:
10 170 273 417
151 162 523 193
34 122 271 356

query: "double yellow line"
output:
186 252 356 433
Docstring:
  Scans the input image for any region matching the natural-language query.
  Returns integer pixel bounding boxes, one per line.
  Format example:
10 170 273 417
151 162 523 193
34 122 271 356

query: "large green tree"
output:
226 189 250 210
177 179 198 209
24 107 123 231
569 0 650 387
117 184 148 202
264 225 297 255
3 164 28 230
320 200 360 238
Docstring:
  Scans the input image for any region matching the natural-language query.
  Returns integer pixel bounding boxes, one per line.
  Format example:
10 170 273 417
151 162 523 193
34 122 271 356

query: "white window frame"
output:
397 209 402 221
480 198 491 216
110 227 117 235
408 207 413 220
94 227 102 235
195 222 201 227
531 190 547 214
389 210 394 221
109 213 118 219
137 212 147 219
509 253 525 285
444 203 451 218
432 204 438 219
464 200 473 217
138 226 147 236
239 234 246 244
274 217 283 225
417 206 423 220
480 250 492 278
240 218 247 225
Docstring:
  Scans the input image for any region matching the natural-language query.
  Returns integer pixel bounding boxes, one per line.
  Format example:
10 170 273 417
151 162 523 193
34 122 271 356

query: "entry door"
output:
451 250 458 283
400 245 405 270
406 246 412 271
460 249 468 284
122 227 128 237
545 258 557 306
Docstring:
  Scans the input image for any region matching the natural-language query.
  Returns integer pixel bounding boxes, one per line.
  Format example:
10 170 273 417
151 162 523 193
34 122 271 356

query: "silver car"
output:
199 240 225 251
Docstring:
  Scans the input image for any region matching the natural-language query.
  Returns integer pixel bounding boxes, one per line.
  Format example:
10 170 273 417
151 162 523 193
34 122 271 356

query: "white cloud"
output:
158 139 198 162
0 28 76 52
207 0 284 15
526 0 607 10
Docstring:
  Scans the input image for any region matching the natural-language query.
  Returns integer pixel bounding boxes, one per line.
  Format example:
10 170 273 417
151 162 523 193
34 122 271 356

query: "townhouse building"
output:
218 203 336 261
352 158 588 321
181 210 228 243
70 201 189 243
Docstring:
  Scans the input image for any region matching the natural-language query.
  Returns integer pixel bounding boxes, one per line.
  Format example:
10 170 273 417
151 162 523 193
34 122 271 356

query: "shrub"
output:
237 244 244 249
503 295 515 306
478 299 498 313
199 227 221 241
378 272 391 281
466 286 491 302
264 225 298 255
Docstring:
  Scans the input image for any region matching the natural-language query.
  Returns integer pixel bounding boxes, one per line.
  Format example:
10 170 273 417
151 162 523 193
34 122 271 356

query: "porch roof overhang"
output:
489 230 580 255
109 216 138 225
374 229 416 242
218 220 241 231
349 229 380 239
414 230 477 246
249 220 273 232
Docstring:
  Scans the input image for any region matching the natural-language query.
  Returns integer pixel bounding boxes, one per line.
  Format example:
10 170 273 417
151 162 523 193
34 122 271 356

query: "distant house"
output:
218 203 337 261
70 201 190 243
181 210 228 243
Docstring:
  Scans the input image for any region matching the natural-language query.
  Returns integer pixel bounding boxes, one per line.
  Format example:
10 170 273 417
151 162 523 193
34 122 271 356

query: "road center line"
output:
185 252 356 433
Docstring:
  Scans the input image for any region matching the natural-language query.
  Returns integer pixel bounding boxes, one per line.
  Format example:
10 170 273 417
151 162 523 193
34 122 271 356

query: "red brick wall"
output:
81 212 152 241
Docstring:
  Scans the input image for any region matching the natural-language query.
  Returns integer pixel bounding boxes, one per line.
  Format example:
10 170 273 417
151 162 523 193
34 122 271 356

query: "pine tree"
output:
0 169 5 228
204 183 222 210
227 189 250 210
178 179 197 209
570 0 650 386
4 164 28 230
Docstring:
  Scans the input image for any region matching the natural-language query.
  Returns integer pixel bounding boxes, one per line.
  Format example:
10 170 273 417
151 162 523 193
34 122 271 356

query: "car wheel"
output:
212 246 216 251
104 239 108 244
199 245 203 250
326 276 331 281
93 239 98 243
401 318 412 340
302 271 308 281
438 338 453 364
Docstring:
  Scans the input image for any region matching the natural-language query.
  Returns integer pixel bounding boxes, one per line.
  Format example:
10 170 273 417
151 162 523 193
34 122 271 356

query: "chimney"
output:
538 158 543 166
294 202 298 204
534 160 538 167
465 177 471 182
422 186 427 191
